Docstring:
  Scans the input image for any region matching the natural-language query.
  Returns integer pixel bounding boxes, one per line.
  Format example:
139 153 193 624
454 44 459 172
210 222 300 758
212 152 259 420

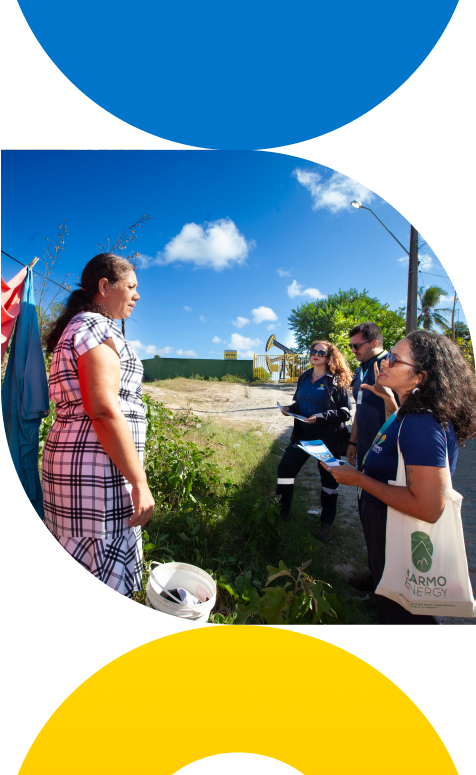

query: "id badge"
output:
357 390 363 405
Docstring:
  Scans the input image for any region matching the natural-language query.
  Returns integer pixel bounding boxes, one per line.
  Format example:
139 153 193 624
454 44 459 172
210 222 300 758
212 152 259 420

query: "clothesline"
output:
1 250 71 293
1 250 126 336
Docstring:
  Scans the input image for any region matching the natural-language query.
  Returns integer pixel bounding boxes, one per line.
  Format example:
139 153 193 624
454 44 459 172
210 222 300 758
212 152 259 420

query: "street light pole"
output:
350 201 418 334
406 225 419 334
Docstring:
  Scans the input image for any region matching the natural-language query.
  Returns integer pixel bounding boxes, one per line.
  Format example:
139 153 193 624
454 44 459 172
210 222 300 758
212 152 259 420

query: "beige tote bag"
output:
375 420 475 618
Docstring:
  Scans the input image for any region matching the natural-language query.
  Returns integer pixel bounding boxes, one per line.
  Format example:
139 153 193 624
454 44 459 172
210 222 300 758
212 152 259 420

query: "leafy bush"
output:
241 493 281 545
38 400 56 468
189 373 205 380
234 560 345 625
220 373 249 383
252 367 272 382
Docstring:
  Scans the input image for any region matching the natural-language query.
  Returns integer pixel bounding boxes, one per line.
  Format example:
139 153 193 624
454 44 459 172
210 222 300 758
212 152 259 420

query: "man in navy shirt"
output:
346 321 397 590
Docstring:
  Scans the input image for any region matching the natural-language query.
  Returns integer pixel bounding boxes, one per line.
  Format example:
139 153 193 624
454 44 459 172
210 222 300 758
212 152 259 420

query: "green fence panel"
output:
142 357 253 382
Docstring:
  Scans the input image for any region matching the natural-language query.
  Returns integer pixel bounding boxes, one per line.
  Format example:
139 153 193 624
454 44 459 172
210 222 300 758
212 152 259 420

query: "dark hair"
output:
348 321 383 347
45 253 136 353
399 330 476 443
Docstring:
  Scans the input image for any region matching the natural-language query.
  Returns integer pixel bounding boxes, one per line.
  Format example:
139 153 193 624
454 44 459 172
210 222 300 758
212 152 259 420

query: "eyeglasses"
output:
350 340 371 351
385 352 414 368
310 349 328 357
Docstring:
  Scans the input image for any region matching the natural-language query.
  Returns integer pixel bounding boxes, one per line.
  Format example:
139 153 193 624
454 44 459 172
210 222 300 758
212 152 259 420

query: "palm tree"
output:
417 286 452 330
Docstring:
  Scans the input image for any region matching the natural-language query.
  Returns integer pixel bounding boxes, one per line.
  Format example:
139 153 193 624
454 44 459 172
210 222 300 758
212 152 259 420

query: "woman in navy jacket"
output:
277 339 352 543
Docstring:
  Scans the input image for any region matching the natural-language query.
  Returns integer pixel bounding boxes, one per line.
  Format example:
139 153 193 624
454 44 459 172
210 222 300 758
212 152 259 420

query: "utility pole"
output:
451 292 458 340
406 226 419 334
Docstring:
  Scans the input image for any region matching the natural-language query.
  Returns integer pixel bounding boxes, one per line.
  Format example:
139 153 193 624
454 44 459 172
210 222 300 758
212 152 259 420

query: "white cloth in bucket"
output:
162 589 202 605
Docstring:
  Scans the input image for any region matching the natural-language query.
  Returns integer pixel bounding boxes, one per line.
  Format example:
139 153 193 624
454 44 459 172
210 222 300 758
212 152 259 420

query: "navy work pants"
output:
276 431 340 524
360 499 444 625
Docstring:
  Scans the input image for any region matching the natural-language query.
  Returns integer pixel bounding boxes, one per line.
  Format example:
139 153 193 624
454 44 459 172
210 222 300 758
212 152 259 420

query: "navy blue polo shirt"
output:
296 372 328 422
363 413 458 507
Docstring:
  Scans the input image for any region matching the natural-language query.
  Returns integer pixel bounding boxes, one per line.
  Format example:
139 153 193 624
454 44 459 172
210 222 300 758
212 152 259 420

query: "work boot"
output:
348 573 374 591
318 522 333 544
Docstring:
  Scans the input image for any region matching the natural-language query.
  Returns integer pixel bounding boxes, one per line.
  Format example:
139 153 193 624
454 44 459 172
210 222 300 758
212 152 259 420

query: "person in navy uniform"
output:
321 330 476 625
347 321 398 590
277 339 352 544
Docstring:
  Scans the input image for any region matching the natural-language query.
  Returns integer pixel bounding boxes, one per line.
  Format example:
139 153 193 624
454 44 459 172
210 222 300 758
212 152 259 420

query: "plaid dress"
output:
42 312 146 597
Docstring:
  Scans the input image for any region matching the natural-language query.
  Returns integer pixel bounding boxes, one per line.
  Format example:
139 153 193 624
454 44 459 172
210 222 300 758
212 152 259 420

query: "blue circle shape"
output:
19 0 458 149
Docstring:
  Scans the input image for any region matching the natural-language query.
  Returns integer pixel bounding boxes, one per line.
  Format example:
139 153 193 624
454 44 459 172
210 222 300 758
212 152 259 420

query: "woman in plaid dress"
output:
43 253 154 598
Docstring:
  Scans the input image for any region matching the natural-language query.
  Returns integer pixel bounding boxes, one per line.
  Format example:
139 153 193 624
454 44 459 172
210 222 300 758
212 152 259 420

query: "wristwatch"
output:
347 441 357 447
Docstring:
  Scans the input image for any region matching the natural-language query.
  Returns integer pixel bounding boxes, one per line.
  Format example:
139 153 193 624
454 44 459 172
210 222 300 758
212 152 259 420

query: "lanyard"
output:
359 350 387 384
358 409 397 498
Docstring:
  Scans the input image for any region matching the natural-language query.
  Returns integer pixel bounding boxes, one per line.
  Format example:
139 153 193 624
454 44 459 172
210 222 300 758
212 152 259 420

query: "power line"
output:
1 250 71 293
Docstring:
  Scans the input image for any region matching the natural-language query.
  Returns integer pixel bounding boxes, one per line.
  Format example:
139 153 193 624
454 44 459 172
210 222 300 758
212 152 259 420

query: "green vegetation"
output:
145 374 250 387
417 285 451 330
288 288 406 369
234 561 346 624
35 370 377 624
252 366 272 382
137 394 375 623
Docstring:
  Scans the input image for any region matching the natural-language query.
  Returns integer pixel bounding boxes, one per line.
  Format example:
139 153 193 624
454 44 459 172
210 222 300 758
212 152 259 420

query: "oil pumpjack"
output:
265 334 299 382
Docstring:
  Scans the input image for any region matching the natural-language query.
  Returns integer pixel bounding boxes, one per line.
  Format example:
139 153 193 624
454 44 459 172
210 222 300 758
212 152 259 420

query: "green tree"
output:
417 286 451 330
443 322 471 342
288 288 406 370
457 337 475 369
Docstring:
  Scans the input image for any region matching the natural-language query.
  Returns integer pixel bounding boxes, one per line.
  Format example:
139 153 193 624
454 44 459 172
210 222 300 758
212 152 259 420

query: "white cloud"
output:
183 306 192 312
397 253 435 271
267 322 280 331
176 349 198 358
199 315 207 322
129 341 174 357
251 306 278 325
277 268 292 277
212 336 222 343
293 168 375 213
287 280 325 300
137 218 255 271
283 331 297 350
232 316 250 328
228 333 263 357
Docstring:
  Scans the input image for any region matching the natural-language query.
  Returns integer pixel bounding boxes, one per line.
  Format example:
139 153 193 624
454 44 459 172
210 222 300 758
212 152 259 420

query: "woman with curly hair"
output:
42 253 154 598
324 330 476 624
277 340 352 543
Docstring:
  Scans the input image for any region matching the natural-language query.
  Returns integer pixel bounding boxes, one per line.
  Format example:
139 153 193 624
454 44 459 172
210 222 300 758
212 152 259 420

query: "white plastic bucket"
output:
146 561 216 622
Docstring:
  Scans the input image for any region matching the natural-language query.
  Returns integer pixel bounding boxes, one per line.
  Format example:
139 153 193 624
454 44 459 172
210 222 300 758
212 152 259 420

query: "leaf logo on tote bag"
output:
411 532 434 572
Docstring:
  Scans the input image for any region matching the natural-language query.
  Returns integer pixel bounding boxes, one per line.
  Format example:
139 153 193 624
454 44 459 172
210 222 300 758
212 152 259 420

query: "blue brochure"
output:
296 439 345 466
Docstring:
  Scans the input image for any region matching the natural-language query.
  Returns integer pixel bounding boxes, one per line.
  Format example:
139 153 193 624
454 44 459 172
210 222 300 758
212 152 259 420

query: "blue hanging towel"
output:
2 268 49 518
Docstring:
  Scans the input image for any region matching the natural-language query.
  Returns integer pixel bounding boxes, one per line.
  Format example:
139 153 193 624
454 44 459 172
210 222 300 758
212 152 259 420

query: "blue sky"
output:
16 1 456 149
1 151 464 360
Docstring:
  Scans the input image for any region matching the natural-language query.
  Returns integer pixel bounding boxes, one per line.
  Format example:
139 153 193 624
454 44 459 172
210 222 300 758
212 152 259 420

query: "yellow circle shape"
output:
20 627 456 775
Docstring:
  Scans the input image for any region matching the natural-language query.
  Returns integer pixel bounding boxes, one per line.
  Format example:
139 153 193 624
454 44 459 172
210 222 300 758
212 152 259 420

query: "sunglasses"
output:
385 352 414 368
350 340 371 351
310 349 328 357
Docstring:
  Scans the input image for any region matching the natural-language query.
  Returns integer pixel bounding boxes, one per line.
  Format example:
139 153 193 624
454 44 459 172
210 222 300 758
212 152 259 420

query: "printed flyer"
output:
297 440 345 467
